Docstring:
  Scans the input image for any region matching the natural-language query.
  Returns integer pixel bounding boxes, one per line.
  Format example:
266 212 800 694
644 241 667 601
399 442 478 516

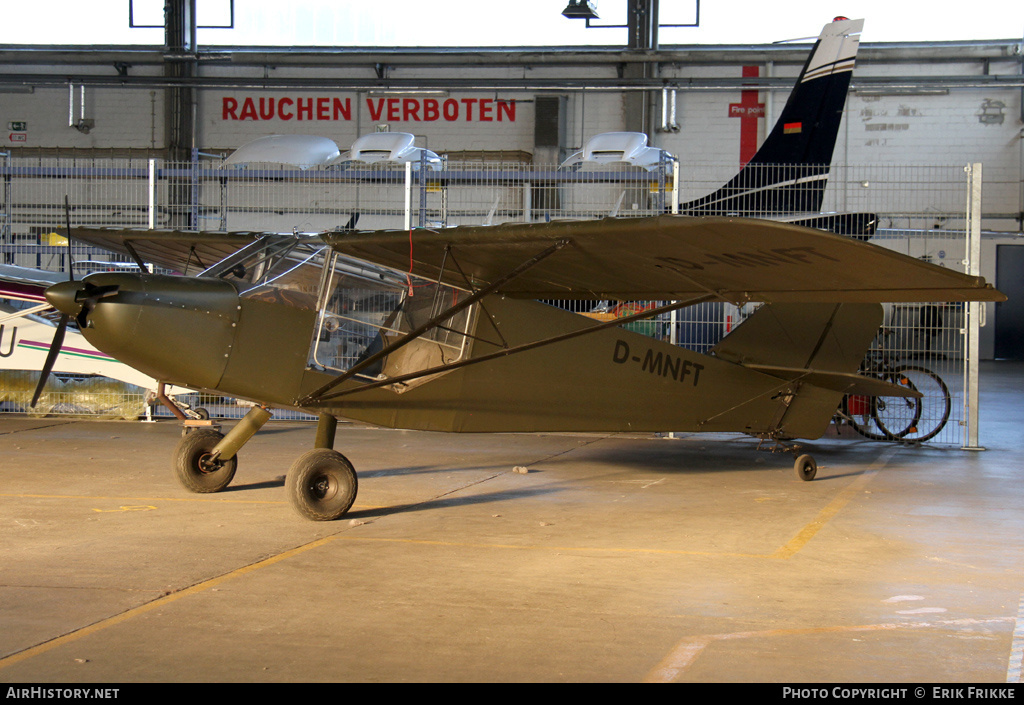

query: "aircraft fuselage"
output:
51 271 842 439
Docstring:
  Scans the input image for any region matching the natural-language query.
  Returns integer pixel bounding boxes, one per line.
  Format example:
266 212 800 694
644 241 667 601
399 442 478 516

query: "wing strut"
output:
123 240 149 272
304 294 716 404
299 238 571 405
444 246 509 350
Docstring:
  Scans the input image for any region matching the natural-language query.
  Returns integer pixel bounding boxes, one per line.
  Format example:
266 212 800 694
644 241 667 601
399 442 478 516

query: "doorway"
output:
994 244 1024 360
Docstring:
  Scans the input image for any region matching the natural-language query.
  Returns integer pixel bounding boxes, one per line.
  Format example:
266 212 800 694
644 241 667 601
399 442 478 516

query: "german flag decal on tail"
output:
784 122 803 134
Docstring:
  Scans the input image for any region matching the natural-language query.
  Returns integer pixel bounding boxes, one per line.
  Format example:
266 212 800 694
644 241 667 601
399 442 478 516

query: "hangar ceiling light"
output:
562 1 599 20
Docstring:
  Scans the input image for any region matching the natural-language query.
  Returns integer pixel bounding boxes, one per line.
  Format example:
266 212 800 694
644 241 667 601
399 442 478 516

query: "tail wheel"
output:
794 454 817 481
173 429 237 493
286 449 358 521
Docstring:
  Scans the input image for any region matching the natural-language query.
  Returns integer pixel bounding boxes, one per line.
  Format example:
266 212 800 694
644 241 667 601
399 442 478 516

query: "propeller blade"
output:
33 198 79 407
31 313 69 407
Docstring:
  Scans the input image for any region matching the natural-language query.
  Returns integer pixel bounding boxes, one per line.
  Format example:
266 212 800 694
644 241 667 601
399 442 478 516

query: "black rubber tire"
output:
286 448 358 521
173 429 237 493
794 454 817 481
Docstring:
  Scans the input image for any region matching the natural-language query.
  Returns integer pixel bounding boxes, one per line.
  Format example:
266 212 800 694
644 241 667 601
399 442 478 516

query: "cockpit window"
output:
309 251 475 385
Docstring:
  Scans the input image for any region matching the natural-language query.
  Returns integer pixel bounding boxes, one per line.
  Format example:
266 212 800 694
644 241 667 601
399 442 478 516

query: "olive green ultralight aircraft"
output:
32 215 1005 520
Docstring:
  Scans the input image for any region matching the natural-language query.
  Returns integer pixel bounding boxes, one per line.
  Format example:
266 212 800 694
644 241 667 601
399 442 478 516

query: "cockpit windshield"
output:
202 234 328 310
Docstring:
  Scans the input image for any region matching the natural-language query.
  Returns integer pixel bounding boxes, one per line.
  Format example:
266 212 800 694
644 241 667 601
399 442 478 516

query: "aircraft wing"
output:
0 264 64 303
59 227 263 275
323 215 1005 304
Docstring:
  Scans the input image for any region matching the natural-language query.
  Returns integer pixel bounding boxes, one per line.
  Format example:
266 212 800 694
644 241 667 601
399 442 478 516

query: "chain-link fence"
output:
0 155 975 444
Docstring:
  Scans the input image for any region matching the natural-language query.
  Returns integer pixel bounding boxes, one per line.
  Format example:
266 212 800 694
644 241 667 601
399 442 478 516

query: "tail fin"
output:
682 17 863 216
712 302 882 376
713 303 926 403
710 301 890 439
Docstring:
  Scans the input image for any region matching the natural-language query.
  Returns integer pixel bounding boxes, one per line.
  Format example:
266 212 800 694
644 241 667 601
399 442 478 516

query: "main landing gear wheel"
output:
794 454 817 482
174 429 237 493
286 448 358 521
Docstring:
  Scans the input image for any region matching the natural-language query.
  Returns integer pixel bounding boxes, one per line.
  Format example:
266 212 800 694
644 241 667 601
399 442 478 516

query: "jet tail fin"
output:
682 18 863 217
778 211 877 240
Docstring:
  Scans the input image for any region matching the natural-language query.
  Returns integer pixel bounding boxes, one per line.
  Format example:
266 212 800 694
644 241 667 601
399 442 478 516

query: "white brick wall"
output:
2 86 163 150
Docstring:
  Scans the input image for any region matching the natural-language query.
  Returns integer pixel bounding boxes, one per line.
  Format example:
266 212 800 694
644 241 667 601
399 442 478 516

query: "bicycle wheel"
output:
843 393 890 441
890 365 952 442
872 373 922 440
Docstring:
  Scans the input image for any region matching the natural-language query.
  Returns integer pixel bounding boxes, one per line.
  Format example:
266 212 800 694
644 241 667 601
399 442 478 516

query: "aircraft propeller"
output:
71 281 120 328
30 310 69 407
29 198 119 407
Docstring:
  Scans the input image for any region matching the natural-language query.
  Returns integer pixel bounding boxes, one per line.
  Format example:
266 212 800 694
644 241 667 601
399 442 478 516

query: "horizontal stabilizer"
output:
743 364 921 398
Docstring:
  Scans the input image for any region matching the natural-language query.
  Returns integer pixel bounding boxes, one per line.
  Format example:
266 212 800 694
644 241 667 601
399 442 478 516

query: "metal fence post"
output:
1 152 11 251
148 158 157 230
963 162 984 450
403 162 412 231
418 150 427 228
190 148 200 231
671 159 680 214
523 180 532 223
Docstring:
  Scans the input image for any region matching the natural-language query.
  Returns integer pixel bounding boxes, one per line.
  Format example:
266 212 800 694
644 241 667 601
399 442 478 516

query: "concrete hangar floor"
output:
0 363 1022 684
